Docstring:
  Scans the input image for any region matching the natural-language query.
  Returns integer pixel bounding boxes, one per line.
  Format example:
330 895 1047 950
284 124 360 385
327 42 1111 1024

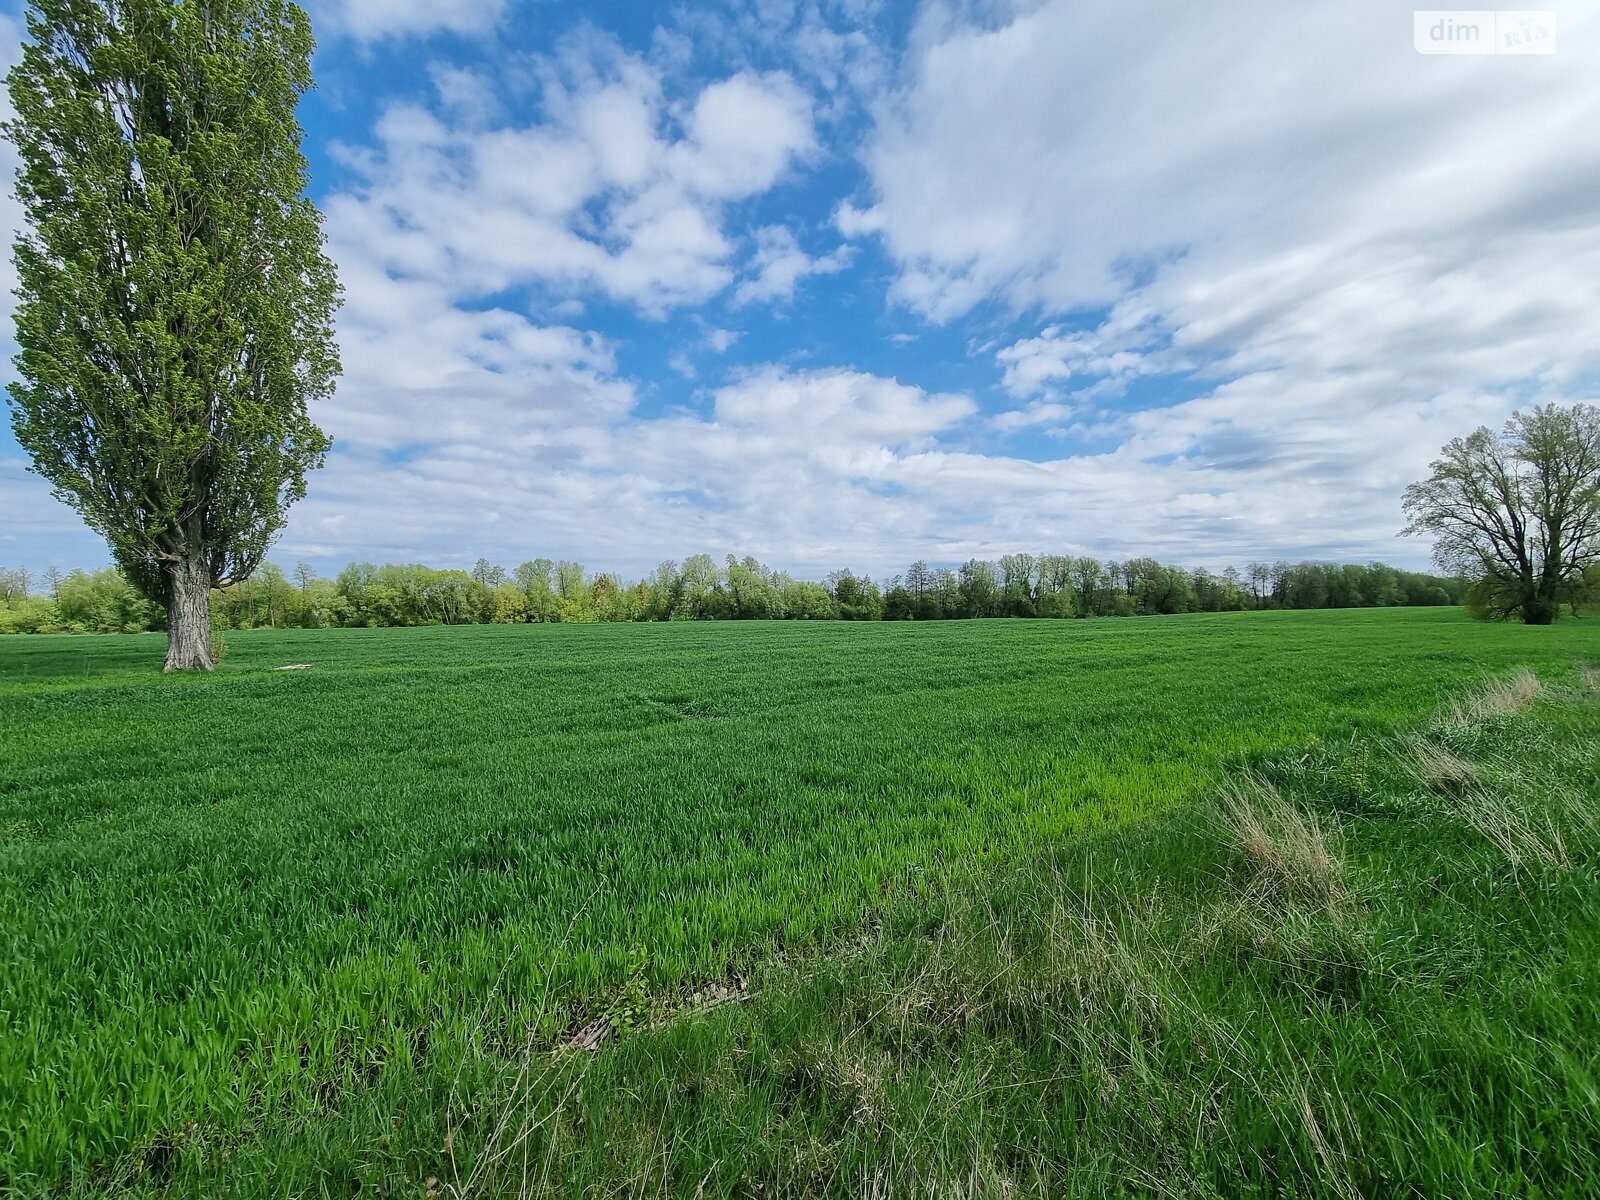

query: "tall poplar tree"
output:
5 0 340 670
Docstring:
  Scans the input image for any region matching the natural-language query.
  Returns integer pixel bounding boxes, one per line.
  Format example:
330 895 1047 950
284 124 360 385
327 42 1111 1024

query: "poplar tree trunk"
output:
164 553 215 672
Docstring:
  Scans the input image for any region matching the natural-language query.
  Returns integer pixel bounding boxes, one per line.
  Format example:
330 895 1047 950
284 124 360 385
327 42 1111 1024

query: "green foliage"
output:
0 595 61 634
4 0 339 615
55 567 162 632
1404 404 1600 624
5 554 1470 638
0 567 164 633
2 611 1599 1191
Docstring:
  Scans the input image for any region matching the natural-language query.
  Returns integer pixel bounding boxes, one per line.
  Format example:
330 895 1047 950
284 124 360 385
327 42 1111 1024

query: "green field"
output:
3 609 1599 1195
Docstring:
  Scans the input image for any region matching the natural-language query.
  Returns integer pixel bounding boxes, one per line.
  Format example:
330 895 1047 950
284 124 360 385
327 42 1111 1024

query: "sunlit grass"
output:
2 609 1598 1193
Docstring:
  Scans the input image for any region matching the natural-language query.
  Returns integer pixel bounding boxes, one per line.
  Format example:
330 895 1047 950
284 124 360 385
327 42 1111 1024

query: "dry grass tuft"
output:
1294 1084 1361 1200
1219 775 1344 906
1404 738 1479 794
1042 894 1172 1034
1457 792 1571 872
1444 666 1542 727
809 1043 893 1131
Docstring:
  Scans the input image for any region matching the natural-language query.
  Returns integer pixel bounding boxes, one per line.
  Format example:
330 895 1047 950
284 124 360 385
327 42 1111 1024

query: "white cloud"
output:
280 363 985 577
844 0 1600 558
996 303 1174 400
328 47 816 317
428 64 501 125
664 1 891 113
312 0 507 42
674 73 816 198
710 365 971 448
734 225 852 306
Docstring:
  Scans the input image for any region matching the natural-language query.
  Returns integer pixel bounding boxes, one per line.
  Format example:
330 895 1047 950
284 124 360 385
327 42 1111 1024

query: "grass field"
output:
3 609 1599 1195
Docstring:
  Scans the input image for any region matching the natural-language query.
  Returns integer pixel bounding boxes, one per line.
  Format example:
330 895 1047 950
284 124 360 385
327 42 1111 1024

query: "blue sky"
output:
3 0 1598 580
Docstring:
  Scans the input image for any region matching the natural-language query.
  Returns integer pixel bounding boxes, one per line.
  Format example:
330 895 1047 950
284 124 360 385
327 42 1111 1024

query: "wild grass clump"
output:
1436 664 1542 738
1408 665 1594 873
1455 791 1572 871
1218 772 1345 905
1404 737 1479 794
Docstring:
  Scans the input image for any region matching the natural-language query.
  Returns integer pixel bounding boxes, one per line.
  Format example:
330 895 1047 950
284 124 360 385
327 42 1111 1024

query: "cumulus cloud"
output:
734 225 852 306
996 304 1175 401
279 365 978 575
665 1 891 111
328 44 815 316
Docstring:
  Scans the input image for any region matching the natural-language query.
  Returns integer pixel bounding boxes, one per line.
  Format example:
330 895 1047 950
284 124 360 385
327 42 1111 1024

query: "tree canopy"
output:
1404 404 1600 624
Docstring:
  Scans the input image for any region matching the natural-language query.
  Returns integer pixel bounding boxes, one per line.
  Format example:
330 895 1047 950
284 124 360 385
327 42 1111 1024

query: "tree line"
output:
0 555 1470 635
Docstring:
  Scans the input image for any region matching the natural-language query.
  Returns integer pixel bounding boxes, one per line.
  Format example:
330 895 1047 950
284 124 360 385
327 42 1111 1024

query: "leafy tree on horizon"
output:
1404 404 1600 624
5 0 340 670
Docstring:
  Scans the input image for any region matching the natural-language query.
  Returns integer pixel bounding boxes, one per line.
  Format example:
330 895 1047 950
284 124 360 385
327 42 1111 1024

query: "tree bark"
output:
1521 594 1557 625
164 552 215 671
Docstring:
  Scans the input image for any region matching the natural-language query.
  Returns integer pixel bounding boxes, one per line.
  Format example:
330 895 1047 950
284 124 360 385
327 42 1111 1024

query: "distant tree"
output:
0 595 61 633
905 560 934 606
640 561 681 621
1358 562 1403 607
5 0 341 669
434 571 475 625
592 574 645 622
471 558 506 588
1245 562 1271 608
1573 564 1600 616
1192 568 1244 612
256 562 292 627
999 553 1037 617
0 567 28 605
929 568 960 619
826 569 883 620
725 555 782 619
957 559 998 619
1404 404 1600 624
1038 554 1071 595
0 551 1473 636
781 580 837 619
882 582 914 621
514 559 558 621
1065 557 1107 616
674 554 726 619
1280 563 1330 610
56 567 161 632
554 561 586 601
